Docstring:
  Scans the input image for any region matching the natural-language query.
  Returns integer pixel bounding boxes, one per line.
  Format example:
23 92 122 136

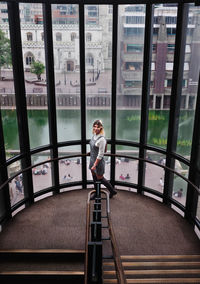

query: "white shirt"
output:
93 134 106 160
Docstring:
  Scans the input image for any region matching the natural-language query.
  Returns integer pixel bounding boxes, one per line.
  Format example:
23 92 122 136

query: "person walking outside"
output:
89 119 117 199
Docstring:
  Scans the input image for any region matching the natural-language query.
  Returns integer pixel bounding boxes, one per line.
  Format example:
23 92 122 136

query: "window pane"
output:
8 161 23 206
0 2 19 159
19 3 50 148
177 3 200 158
145 153 166 193
51 4 81 142
147 4 177 148
116 146 139 185
32 151 52 193
59 145 82 186
172 160 188 207
85 5 112 140
116 5 145 141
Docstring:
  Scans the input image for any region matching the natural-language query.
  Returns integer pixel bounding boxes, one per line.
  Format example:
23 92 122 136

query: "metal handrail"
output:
107 212 127 284
101 189 126 284
84 190 96 284
0 152 199 195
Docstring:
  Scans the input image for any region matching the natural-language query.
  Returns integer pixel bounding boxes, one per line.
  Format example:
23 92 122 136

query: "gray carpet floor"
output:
0 189 199 255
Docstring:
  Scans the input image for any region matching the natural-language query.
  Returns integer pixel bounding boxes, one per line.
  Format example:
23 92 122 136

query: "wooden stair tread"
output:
0 249 85 254
104 269 200 275
104 278 200 284
0 270 84 275
103 261 200 267
121 255 200 260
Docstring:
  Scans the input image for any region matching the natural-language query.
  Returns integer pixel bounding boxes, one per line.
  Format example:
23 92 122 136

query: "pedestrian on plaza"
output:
89 119 117 200
174 188 183 198
15 177 23 194
159 177 164 190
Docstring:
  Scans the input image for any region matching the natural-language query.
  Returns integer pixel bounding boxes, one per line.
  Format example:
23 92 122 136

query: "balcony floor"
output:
0 189 199 255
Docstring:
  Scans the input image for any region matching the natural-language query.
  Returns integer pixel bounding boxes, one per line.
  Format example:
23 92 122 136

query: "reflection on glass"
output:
51 4 81 142
145 153 166 193
177 4 200 158
31 151 52 192
172 161 188 207
59 145 81 185
85 5 112 139
116 146 139 185
7 161 23 206
116 5 145 141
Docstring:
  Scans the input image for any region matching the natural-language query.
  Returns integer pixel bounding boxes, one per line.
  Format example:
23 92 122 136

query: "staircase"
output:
0 249 85 284
103 255 200 283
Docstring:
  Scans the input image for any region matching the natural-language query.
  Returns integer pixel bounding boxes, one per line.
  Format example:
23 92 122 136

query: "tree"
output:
30 60 45 81
0 29 12 80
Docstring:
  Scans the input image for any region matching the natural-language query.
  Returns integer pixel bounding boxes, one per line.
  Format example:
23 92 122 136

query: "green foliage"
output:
0 29 12 76
30 60 45 80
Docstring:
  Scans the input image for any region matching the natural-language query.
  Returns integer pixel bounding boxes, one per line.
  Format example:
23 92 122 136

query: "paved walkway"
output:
9 159 185 208
0 70 112 95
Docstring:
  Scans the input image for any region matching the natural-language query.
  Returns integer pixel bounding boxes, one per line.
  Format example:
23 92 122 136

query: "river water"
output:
2 109 194 157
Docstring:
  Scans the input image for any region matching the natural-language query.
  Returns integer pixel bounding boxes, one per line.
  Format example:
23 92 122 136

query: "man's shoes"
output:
110 190 117 199
90 193 96 200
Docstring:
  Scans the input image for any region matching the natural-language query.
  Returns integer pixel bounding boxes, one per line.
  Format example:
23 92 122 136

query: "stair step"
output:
0 249 85 254
103 255 200 284
0 249 85 262
121 255 200 260
103 278 200 283
103 261 200 267
0 270 84 275
104 269 200 276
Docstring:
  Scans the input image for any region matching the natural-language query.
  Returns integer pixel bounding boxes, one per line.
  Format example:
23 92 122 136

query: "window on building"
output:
151 62 155 71
27 32 33 41
167 28 176 35
108 5 113 14
124 80 141 88
87 5 98 17
125 62 142 71
41 32 44 41
168 44 175 52
124 27 144 37
108 42 112 58
71 32 76 41
126 16 145 24
185 45 191 53
86 33 92 42
152 44 157 52
165 79 188 87
25 53 34 65
108 19 112 32
127 44 143 53
56 32 62 41
86 53 94 65
166 62 173 71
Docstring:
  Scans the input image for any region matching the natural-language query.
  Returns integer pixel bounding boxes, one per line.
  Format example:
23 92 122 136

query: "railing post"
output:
96 181 101 198
87 242 102 284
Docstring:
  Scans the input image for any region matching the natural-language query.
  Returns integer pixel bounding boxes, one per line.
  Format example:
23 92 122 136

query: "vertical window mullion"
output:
186 72 200 223
164 3 189 204
79 3 87 188
138 3 153 194
43 3 59 193
7 1 34 205
111 4 118 185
